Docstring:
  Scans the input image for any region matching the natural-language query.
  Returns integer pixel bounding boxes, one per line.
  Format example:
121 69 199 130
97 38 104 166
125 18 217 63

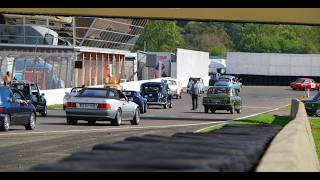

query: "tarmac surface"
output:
0 86 315 171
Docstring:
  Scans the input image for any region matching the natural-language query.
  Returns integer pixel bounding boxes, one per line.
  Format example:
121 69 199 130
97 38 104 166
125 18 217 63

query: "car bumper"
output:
65 108 117 120
147 102 167 105
203 103 232 110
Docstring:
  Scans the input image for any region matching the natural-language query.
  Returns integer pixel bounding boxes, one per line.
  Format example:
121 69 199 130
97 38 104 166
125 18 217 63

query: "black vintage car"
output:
140 82 172 109
10 81 47 116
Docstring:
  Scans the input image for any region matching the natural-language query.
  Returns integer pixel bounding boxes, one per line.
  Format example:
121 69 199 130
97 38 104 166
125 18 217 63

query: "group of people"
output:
2 71 16 86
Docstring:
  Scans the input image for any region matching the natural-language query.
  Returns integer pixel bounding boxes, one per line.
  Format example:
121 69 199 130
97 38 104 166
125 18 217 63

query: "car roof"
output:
141 82 165 86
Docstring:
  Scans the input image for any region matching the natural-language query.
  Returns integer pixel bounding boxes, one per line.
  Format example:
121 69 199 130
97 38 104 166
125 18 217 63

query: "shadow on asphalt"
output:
182 111 231 114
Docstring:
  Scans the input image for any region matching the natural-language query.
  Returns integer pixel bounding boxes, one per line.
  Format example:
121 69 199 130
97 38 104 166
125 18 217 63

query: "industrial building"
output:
0 14 147 89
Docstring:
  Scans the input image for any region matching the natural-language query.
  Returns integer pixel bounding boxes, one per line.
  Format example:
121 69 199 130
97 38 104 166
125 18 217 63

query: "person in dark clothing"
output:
189 80 199 110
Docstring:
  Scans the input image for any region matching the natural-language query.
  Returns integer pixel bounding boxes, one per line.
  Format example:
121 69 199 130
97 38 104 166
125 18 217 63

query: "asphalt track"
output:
0 86 315 171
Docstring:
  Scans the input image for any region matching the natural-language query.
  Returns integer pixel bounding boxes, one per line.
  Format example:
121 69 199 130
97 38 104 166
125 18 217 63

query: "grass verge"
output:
200 114 291 133
47 104 64 110
309 117 320 162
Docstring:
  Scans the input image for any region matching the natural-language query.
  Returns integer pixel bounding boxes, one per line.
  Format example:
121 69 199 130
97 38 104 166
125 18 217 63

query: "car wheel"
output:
140 105 144 114
131 108 140 125
236 108 241 114
66 117 78 125
210 108 216 113
315 109 320 117
63 105 66 110
204 106 209 113
88 120 96 125
164 104 168 109
25 113 36 130
169 103 173 108
292 88 296 90
230 104 235 114
41 106 48 117
111 109 122 126
0 114 10 131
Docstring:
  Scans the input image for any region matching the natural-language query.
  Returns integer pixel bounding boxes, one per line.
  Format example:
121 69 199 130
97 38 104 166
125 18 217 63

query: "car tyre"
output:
111 109 122 126
25 113 36 130
0 114 10 131
164 103 168 109
169 103 173 108
144 104 147 113
236 108 241 114
316 109 320 117
230 104 235 114
88 120 96 125
131 108 140 125
204 106 209 113
66 117 78 125
41 106 48 117
210 108 216 113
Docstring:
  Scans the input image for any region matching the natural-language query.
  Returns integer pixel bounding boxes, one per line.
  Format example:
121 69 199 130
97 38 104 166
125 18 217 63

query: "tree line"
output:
134 20 320 56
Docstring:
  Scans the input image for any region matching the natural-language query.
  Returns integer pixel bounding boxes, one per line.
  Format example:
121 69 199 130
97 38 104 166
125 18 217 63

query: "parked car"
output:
10 80 47 116
0 86 37 131
216 75 242 91
65 88 140 126
290 78 320 91
161 78 182 99
122 90 147 114
187 77 205 94
202 86 242 114
63 87 84 110
302 91 320 116
140 82 172 109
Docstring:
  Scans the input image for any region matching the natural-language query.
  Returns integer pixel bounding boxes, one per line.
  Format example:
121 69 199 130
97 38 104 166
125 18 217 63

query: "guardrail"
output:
256 99 320 172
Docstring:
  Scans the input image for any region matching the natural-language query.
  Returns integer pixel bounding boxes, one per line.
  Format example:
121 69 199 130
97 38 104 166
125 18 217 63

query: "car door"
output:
5 90 20 124
12 88 30 123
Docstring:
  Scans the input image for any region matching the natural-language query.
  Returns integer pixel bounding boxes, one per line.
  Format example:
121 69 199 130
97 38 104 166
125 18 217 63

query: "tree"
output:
133 20 185 52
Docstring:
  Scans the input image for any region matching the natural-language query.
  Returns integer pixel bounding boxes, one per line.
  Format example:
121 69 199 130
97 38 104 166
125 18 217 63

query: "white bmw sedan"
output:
65 88 140 126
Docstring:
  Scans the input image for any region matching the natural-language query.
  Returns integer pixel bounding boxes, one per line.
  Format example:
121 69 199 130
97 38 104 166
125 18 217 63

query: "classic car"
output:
302 91 320 116
290 78 320 91
0 86 37 131
65 88 140 126
161 78 182 99
202 86 242 114
10 80 47 116
215 75 242 91
122 90 147 114
140 82 172 109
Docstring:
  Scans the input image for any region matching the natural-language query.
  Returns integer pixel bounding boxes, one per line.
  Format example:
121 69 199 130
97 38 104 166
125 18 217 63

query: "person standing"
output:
3 71 11 86
190 80 199 110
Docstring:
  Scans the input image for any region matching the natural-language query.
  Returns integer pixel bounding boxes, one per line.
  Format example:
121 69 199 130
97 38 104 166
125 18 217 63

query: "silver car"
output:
65 88 140 126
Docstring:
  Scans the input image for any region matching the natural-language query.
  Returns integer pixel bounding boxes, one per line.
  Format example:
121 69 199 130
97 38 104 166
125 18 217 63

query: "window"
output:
77 89 117 99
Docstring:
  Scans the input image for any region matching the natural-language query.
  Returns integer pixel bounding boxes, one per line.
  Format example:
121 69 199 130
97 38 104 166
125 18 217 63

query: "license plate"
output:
79 103 97 109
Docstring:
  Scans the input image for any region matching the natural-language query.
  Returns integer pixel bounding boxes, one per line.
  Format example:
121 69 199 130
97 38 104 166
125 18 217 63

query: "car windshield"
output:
219 78 230 82
143 86 161 93
76 89 116 98
296 79 305 83
207 87 230 95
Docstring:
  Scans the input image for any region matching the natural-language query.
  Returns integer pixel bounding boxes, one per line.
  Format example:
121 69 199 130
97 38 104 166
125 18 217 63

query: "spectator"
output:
190 80 199 110
3 71 11 86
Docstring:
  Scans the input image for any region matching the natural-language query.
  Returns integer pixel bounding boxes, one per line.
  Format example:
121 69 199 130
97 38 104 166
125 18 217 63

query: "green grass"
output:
279 105 291 112
47 104 63 110
201 114 291 133
309 118 320 162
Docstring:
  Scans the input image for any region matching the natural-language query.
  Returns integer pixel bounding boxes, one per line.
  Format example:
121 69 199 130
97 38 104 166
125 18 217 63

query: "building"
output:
0 14 147 89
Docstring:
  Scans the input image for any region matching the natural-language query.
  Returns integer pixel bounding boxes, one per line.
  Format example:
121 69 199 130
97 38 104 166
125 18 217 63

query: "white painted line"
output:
194 104 291 133
242 106 271 109
0 121 228 137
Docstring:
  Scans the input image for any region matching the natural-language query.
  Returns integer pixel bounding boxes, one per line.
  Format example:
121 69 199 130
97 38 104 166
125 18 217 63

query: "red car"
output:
290 78 320 91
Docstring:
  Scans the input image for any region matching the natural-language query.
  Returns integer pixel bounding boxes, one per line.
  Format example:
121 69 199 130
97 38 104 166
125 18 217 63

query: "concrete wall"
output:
256 99 320 172
227 52 320 76
176 48 210 87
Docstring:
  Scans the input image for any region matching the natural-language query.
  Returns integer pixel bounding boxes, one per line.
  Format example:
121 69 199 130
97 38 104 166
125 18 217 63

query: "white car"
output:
63 87 83 110
161 78 182 99
65 88 140 126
